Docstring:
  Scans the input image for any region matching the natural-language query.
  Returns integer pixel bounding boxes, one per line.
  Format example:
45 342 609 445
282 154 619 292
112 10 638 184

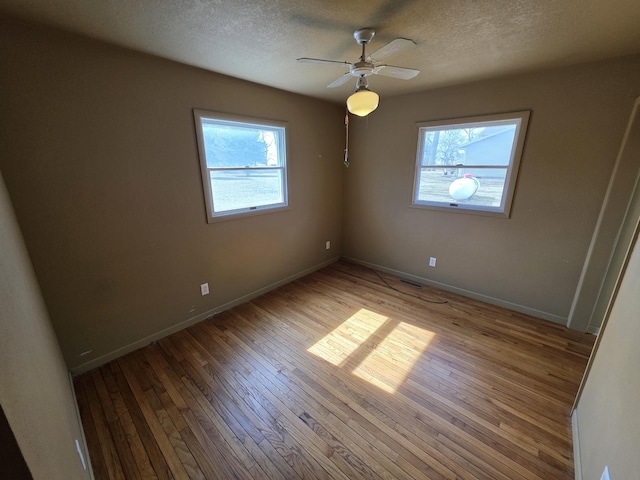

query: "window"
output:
193 110 288 222
412 111 530 217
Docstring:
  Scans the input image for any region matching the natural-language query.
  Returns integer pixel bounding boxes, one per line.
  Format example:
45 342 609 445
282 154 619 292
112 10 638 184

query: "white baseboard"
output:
70 257 340 375
587 325 601 336
342 256 567 325
68 372 95 479
572 409 583 480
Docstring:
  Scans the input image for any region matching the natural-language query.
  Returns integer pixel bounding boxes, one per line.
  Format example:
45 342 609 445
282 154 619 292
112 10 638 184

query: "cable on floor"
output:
345 263 448 305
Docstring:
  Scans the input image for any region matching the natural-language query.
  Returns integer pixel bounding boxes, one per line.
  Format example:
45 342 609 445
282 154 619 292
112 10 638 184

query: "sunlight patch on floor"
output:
308 308 435 393
351 322 435 393
307 308 388 366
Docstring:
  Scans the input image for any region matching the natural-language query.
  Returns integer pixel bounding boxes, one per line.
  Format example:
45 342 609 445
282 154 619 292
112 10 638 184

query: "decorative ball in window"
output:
449 174 480 200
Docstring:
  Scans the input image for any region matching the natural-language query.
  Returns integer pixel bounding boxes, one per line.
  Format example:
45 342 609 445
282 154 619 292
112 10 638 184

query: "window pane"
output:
202 123 281 168
194 110 289 221
416 168 507 208
413 111 529 216
420 124 517 167
209 169 284 213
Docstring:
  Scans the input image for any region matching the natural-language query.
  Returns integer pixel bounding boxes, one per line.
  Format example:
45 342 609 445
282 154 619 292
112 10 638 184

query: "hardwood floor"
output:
74 261 595 479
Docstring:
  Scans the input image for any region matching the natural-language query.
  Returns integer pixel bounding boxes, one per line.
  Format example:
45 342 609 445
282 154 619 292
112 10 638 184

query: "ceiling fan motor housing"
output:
350 61 375 77
353 28 375 45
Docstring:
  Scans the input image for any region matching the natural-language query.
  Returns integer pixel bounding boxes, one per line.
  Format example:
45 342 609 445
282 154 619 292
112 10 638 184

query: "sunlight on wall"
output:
307 309 435 393
307 308 388 366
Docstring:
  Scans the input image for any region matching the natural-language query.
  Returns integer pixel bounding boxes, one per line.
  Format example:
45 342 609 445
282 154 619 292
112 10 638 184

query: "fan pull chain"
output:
344 110 349 167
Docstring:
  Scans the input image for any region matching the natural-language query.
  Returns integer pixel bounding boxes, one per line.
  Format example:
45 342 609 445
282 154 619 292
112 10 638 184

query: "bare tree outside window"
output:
194 110 288 222
412 111 530 217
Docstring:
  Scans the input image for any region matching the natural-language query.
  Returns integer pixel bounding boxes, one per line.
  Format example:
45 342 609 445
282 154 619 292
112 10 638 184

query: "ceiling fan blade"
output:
369 38 416 61
297 57 350 67
375 64 420 80
327 74 353 88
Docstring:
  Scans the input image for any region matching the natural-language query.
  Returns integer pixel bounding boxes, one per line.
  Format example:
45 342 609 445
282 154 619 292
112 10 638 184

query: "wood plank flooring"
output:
74 260 595 479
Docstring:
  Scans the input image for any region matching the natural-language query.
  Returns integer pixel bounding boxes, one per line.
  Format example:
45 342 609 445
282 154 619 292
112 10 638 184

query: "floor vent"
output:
400 279 423 289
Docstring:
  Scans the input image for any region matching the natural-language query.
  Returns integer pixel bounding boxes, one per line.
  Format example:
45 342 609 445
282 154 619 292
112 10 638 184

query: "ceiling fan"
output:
297 28 420 116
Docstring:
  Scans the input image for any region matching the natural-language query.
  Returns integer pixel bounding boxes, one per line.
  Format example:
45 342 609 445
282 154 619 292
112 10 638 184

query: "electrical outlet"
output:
200 283 209 295
600 466 611 480
429 257 437 267
326 240 331 250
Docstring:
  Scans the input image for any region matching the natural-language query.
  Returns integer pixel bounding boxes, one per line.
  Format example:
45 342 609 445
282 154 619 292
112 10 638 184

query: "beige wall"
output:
574 220 640 479
1 17 638 374
343 55 640 325
0 20 344 371
1 16 639 479
0 171 89 479
583 101 640 332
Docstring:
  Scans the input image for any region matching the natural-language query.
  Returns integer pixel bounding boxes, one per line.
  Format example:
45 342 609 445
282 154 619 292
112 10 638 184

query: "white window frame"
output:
411 111 530 218
193 110 288 223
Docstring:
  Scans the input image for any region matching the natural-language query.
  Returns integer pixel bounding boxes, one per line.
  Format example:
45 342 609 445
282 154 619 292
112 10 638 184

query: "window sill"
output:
409 202 511 218
206 204 290 224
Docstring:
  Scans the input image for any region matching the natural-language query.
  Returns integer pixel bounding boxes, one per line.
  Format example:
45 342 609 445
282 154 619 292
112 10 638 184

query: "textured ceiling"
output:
2 0 640 104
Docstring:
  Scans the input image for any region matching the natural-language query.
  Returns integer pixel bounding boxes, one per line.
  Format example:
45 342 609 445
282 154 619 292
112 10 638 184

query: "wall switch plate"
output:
200 283 209 295
429 257 437 267
600 466 611 480
326 241 331 250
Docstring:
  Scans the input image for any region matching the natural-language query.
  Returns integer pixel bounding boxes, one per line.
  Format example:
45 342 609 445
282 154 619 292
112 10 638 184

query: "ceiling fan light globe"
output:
347 90 380 117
